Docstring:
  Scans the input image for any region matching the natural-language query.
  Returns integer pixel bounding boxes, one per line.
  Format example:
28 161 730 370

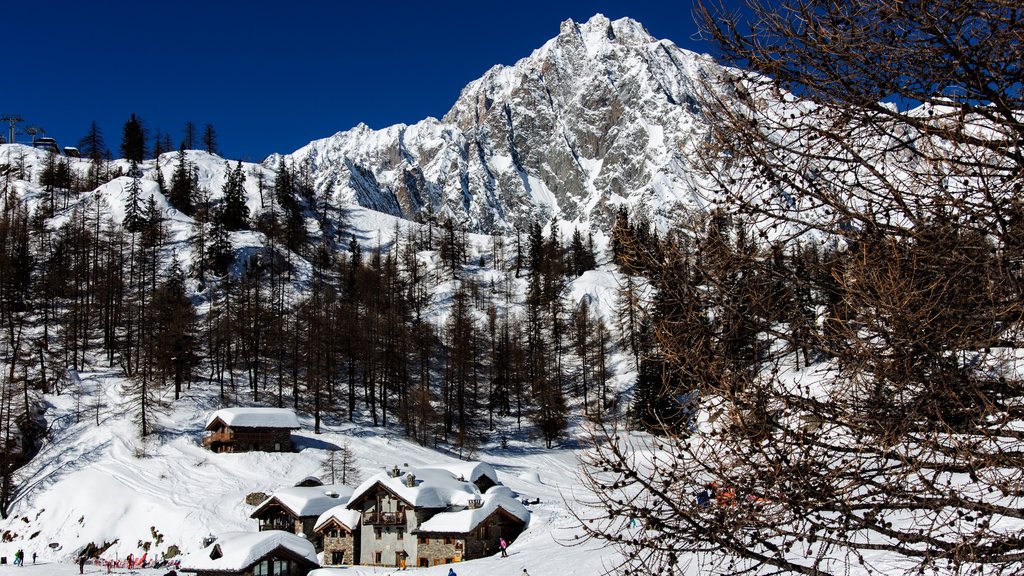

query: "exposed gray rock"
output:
274 14 724 233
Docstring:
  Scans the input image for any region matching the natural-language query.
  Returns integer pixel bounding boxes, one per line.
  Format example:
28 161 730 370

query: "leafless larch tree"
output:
574 1 1024 575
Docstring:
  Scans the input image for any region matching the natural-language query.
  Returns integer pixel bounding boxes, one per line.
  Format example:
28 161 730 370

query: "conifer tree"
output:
202 124 218 156
77 120 105 162
168 144 194 215
151 257 198 401
181 121 197 150
120 113 146 163
123 161 144 233
206 213 234 276
219 161 249 231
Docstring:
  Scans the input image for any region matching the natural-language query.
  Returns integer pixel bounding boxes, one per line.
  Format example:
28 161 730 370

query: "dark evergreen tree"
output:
151 257 199 401
168 144 194 215
219 161 249 231
123 161 145 233
120 113 146 163
273 160 305 253
569 228 596 277
206 214 234 276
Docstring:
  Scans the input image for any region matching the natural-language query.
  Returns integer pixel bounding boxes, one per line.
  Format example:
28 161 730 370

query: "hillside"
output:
0 139 641 574
0 361 622 576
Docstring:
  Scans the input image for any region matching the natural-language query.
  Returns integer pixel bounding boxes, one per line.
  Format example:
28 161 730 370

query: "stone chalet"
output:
203 408 300 453
315 462 529 568
250 484 355 548
313 506 362 566
180 530 319 576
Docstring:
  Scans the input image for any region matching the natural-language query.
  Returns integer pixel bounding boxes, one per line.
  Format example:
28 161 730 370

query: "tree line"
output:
0 126 622 514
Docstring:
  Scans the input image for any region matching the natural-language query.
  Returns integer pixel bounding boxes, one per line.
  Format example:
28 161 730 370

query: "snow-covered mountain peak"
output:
573 14 657 52
278 13 725 232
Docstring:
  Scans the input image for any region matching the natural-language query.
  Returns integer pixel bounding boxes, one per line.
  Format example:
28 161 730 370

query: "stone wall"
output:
415 536 466 566
322 534 356 565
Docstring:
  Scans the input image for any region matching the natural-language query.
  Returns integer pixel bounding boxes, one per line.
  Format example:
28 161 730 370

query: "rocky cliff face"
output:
274 14 725 233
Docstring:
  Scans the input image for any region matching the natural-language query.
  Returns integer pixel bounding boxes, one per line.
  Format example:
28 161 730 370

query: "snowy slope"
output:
0 141 637 573
0 361 623 576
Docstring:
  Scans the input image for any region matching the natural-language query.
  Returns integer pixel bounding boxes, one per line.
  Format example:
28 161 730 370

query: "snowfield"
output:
0 364 624 576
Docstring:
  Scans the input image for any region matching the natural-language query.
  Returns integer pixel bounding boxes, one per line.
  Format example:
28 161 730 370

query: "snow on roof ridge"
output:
206 407 301 429
417 485 530 534
314 504 362 533
348 464 489 510
255 484 354 518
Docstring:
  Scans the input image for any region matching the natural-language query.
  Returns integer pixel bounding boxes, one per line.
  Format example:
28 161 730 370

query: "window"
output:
375 552 383 564
444 537 453 545
397 529 404 540
418 535 429 545
331 551 345 565
419 558 429 567
375 528 382 540
253 559 291 576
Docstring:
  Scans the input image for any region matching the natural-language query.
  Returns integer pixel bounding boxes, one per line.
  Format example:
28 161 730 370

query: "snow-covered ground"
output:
0 361 621 576
0 139 637 576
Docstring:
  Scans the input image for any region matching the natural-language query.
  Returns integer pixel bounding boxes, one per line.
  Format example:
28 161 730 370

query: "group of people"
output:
10 549 33 566
10 549 36 566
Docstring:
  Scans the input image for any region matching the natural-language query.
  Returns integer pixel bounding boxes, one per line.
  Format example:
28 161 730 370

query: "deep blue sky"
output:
4 1 741 162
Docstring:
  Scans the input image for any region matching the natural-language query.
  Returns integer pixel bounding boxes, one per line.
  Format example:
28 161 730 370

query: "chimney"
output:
391 465 401 478
404 474 417 488
467 498 482 509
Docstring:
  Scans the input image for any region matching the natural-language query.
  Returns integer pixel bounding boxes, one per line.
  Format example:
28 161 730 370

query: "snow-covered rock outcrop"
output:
274 14 723 233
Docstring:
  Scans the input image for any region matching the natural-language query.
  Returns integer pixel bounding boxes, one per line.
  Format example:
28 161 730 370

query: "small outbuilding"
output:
180 531 319 576
203 408 300 453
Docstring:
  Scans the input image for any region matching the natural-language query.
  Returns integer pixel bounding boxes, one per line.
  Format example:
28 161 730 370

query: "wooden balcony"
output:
202 431 231 446
259 520 294 532
363 510 406 526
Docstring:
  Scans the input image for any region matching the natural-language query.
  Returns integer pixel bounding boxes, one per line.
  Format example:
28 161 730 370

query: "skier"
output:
14 549 23 566
31 552 36 564
500 537 508 557
78 554 87 574
447 568 457 576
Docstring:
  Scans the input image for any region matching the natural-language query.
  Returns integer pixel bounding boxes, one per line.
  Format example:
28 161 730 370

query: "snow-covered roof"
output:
425 461 499 487
349 466 482 510
418 485 529 534
253 485 354 520
206 408 300 430
181 530 318 572
313 504 362 533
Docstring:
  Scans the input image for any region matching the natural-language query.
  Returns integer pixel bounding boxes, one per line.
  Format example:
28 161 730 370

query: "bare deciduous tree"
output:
576 1 1024 574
